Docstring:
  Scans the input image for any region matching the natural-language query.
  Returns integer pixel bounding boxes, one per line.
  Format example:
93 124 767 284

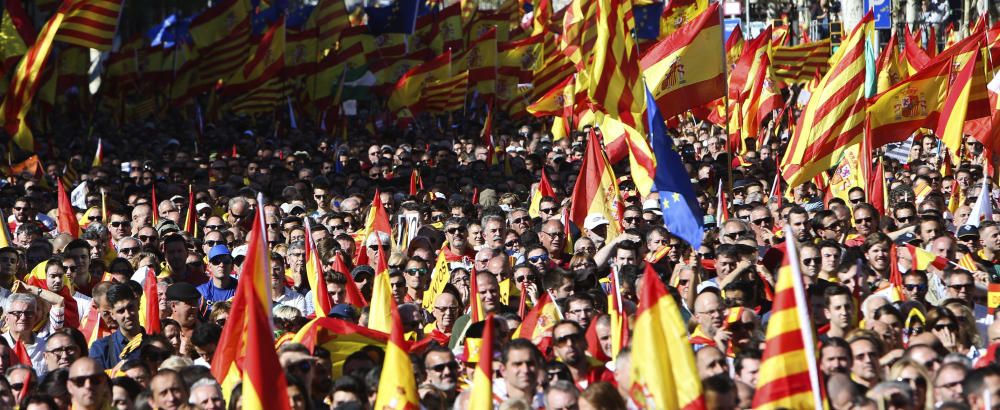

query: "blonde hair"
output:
888 358 934 410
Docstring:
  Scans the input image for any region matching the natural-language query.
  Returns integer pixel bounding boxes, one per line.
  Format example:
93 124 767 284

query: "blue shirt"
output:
197 279 237 310
89 330 141 370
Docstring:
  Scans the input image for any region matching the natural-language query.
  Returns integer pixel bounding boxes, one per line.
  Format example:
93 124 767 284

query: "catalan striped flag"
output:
313 0 350 55
305 219 333 318
138 267 161 334
212 195 285 405
639 2 724 121
598 115 656 197
373 305 419 410
771 39 831 85
780 13 872 188
1 2 69 151
0 0 34 72
568 128 623 242
560 0 597 68
468 313 495 409
420 70 468 114
752 225 825 409
224 15 285 96
54 0 123 51
589 0 644 130
629 264 703 409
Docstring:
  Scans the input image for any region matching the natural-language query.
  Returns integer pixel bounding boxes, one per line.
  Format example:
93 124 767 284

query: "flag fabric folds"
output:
588 0 645 130
54 0 124 51
373 306 420 409
772 39 832 85
867 58 951 147
387 50 451 117
305 219 333 318
138 267 161 334
568 129 623 243
468 314 495 409
629 264 704 409
57 179 80 238
780 13 873 188
752 226 825 409
646 85 704 249
292 318 388 377
640 2 725 121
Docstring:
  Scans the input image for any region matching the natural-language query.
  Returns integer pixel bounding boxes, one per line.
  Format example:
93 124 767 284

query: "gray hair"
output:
3 293 36 313
481 215 505 229
117 236 142 248
544 380 579 407
288 241 305 252
189 378 222 404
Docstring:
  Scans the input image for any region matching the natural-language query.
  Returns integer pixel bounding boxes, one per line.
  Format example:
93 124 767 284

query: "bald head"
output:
68 358 110 410
486 256 509 280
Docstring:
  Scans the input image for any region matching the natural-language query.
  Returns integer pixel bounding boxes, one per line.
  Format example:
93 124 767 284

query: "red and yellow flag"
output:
639 3 726 118
906 244 949 271
139 268 161 334
0 0 34 74
54 0 123 51
373 307 419 410
468 313 495 408
659 0 709 39
182 185 196 235
387 50 452 117
366 240 394 333
305 219 333 318
292 318 388 377
876 31 907 93
420 70 469 114
354 189 392 267
936 51 977 156
1 2 69 151
57 179 80 238
469 268 485 323
224 15 286 96
630 264 703 409
752 226 825 409
780 13 873 188
598 116 656 197
80 306 109 347
331 251 367 308
771 39 831 86
0 207 12 248
867 58 951 147
512 292 561 343
528 167 557 218
588 0 644 130
568 128 623 242
904 26 931 75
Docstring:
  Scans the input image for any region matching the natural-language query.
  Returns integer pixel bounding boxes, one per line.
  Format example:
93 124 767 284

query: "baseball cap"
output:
195 203 212 213
642 199 663 216
329 304 359 320
958 225 980 239
166 282 201 302
155 220 181 236
583 214 609 231
208 244 231 261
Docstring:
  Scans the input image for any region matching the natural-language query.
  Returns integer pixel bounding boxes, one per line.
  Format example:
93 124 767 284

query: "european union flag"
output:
147 15 194 48
647 85 704 249
365 0 419 35
286 5 315 30
634 2 664 40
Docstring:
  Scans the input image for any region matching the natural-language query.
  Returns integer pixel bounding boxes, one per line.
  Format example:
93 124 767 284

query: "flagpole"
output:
719 4 735 193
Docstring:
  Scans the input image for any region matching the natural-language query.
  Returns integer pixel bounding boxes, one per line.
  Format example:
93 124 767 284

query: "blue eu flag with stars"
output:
646 85 704 249
365 0 419 35
634 3 664 40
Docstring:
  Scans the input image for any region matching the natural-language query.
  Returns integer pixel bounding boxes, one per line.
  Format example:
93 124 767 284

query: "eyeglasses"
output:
896 376 927 388
446 227 467 235
896 216 914 223
69 373 107 387
623 217 641 224
433 305 461 314
821 223 841 231
328 224 346 231
205 224 226 231
289 361 312 373
119 247 140 255
46 345 79 356
404 268 428 275
205 240 224 247
540 207 558 215
505 240 520 247
62 264 80 272
567 308 594 317
904 283 927 292
12 206 29 211
802 257 821 266
554 332 583 346
724 231 747 239
7 310 34 319
511 217 530 225
849 198 864 204
109 221 131 228
752 217 773 225
367 245 383 252
527 255 549 263
210 257 233 266
542 231 565 239
428 361 458 373
948 283 974 291
855 217 873 224
138 235 157 242
515 275 536 283
933 323 958 332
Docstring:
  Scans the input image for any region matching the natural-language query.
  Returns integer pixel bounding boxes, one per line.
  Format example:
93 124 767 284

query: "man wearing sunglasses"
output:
441 218 475 263
552 320 612 391
422 345 459 405
68 358 111 410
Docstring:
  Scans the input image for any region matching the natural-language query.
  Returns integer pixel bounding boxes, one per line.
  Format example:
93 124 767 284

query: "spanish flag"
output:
867 58 951 147
876 31 907 93
292 318 388 378
305 219 333 318
659 0 709 39
331 251 367 308
568 128 623 242
373 307 419 410
752 226 824 409
512 292 561 343
353 189 392 267
903 26 931 75
182 185 196 236
57 179 80 238
906 244 950 271
468 314 495 409
527 75 573 117
528 167 556 218
366 240 394 333
640 2 725 120
589 0 644 130
138 267 161 334
936 51 977 156
468 268 485 323
421 242 451 312
0 207 12 248
780 13 873 188
387 50 452 118
598 115 656 197
629 264 703 409
80 306 109 348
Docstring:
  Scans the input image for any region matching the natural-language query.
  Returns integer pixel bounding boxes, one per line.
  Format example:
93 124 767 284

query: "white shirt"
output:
74 292 92 321
3 332 48 376
273 287 307 314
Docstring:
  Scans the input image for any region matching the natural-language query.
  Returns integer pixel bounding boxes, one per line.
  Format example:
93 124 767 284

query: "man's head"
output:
423 346 458 393
148 370 188 410
188 379 225 410
694 291 725 335
501 339 543 393
544 380 579 410
106 283 139 334
853 204 878 237
934 362 967 404
849 334 882 383
67 358 110 410
964 365 1000 410
166 283 202 328
945 270 975 303
476 272 501 312
819 337 852 376
44 331 81 372
552 320 587 367
4 294 38 335
824 285 854 332
539 220 566 255
695 346 729 378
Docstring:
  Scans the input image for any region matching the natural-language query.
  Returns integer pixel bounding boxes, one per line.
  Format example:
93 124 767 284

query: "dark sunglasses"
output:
69 373 107 387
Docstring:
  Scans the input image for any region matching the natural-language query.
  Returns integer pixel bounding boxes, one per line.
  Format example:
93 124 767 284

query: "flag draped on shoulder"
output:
629 264 703 409
640 2 724 121
780 13 873 188
753 226 825 409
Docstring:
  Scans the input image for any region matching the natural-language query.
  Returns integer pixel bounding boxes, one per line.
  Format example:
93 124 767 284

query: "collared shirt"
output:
2 333 47 376
88 330 142 370
273 287 307 314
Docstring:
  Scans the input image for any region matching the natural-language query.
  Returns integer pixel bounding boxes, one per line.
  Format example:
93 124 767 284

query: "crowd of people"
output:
0 108 999 410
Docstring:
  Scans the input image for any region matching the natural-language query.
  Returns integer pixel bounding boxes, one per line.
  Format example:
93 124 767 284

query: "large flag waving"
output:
53 0 124 51
781 13 873 187
646 85 704 249
588 0 645 130
752 226 824 409
387 50 451 118
305 218 333 317
867 58 951 147
630 264 704 409
569 129 623 242
373 305 420 409
640 2 725 120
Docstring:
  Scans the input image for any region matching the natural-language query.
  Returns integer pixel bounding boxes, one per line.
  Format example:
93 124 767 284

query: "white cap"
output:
365 231 392 247
195 203 212 213
583 214 610 230
280 202 305 215
642 199 663 215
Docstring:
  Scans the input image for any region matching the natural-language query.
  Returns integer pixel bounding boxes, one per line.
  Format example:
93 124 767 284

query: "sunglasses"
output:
138 235 157 242
428 361 458 372
119 247 140 255
110 221 131 228
69 373 107 387
933 323 958 332
527 255 549 263
328 224 346 231
554 333 583 346
505 240 520 247
540 207 558 214
405 268 428 275
752 217 773 225
205 240 225 247
855 217 873 224
896 216 914 223
802 257 821 266
205 224 226 231
724 231 747 239
446 227 467 235
623 217 641 224
904 283 927 291
511 217 530 225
